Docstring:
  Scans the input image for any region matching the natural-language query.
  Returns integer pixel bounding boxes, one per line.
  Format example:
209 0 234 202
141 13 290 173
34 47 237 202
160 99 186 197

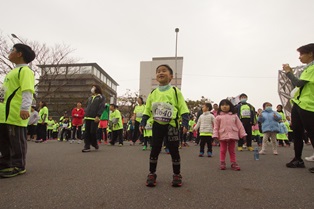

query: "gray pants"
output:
0 124 27 169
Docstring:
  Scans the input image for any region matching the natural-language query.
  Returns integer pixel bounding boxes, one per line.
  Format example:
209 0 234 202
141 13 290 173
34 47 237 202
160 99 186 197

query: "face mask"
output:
91 87 95 94
265 106 272 111
240 99 247 103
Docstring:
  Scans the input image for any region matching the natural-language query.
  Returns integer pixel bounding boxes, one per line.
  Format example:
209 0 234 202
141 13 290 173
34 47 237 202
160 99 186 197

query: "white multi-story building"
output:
139 57 183 99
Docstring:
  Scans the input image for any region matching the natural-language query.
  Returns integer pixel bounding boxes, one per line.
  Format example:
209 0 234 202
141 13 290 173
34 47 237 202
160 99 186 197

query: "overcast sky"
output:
1 0 313 108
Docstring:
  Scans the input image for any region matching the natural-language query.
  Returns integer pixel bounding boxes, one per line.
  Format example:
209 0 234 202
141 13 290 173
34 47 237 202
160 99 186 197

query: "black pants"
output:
84 120 99 149
238 118 252 147
72 125 82 140
188 131 194 141
36 123 47 141
278 140 290 146
181 132 187 144
52 132 58 139
97 128 107 141
291 104 314 160
0 124 27 169
200 136 213 153
60 128 71 141
149 122 181 175
144 136 152 146
111 129 123 145
132 121 140 142
47 129 53 139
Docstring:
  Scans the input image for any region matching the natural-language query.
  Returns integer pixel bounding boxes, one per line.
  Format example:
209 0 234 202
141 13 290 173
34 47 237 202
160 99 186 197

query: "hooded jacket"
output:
258 109 282 133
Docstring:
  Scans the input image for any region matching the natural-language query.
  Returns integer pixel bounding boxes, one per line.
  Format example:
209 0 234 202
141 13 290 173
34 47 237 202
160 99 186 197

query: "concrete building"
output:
36 63 118 118
139 57 183 99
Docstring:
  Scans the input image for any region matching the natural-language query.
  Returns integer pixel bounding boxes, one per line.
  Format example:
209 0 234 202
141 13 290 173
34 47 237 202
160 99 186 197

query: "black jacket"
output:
84 94 105 118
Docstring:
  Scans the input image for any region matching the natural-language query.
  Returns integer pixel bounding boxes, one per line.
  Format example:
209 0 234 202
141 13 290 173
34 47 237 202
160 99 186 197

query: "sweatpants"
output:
149 122 181 175
199 136 213 153
132 121 141 143
291 104 314 160
261 132 277 152
220 140 236 163
36 123 47 141
0 124 27 169
84 120 99 149
111 129 123 145
238 118 252 147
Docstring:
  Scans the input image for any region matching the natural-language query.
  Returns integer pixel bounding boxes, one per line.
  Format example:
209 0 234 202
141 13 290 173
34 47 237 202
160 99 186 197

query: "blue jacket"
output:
258 109 282 133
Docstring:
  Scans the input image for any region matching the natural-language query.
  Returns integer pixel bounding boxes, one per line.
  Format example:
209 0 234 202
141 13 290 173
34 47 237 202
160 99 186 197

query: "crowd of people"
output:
0 43 313 190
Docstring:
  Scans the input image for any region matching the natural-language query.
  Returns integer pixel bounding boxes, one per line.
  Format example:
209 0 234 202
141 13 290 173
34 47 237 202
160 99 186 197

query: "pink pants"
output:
220 140 236 163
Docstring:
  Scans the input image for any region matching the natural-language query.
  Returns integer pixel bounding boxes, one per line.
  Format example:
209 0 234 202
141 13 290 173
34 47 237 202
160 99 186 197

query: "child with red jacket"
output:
71 102 85 143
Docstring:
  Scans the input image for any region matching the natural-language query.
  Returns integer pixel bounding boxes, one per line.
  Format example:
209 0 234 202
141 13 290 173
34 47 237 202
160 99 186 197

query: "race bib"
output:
241 110 251 117
62 124 68 128
152 102 174 123
145 123 152 130
136 112 143 118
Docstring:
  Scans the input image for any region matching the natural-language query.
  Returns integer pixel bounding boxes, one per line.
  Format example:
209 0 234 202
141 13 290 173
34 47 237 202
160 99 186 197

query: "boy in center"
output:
140 64 189 187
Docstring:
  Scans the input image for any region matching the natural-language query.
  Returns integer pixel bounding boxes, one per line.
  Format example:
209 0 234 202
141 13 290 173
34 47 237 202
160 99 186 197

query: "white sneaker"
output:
259 150 266 155
273 150 278 155
77 140 81 144
305 153 314 162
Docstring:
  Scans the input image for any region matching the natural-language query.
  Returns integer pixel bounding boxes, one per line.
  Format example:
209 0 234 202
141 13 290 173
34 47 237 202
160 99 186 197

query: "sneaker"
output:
119 144 123 147
259 150 266 155
146 173 157 187
309 167 314 173
0 167 14 174
273 150 278 155
231 163 241 171
0 167 26 178
70 140 74 144
172 174 182 187
220 162 226 170
237 147 243 151
199 152 204 157
242 144 247 149
77 140 82 144
142 145 147 151
207 152 212 157
286 158 305 168
248 147 254 151
305 153 314 162
82 148 91 152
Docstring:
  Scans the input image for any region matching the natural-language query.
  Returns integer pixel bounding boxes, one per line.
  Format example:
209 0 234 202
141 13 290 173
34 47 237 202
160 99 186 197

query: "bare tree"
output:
0 32 78 87
117 89 140 120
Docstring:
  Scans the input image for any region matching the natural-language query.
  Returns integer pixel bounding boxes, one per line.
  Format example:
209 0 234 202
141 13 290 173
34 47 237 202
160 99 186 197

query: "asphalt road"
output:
0 140 313 209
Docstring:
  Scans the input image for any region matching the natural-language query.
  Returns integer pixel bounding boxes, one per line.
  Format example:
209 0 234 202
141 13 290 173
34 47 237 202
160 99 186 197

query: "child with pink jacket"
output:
213 99 247 170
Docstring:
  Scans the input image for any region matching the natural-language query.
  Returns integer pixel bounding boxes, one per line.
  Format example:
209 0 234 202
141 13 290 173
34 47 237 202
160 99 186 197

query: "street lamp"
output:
11 33 33 68
11 33 24 43
175 28 179 87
